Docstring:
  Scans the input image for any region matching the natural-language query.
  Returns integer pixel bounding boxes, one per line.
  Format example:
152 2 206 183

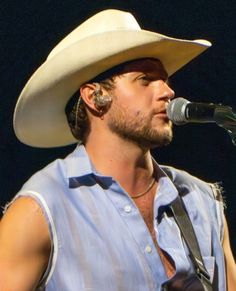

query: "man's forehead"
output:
120 58 167 76
87 58 168 85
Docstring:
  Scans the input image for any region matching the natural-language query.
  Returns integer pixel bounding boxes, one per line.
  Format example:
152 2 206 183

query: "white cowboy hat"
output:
13 9 211 148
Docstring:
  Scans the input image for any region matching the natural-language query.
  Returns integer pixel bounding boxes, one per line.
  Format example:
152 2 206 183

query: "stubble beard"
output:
107 103 173 149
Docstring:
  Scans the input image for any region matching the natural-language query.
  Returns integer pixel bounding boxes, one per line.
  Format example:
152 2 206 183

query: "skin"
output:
0 59 235 290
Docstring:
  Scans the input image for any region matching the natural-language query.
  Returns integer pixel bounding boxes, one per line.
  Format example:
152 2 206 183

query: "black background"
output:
0 0 235 256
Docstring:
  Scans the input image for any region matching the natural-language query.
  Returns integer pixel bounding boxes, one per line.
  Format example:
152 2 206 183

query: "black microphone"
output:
166 97 236 126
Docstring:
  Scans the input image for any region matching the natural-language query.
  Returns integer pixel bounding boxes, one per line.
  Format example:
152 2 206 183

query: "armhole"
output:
5 191 59 287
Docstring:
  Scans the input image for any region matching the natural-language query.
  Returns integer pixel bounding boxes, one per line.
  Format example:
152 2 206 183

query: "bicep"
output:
222 215 236 291
0 196 51 291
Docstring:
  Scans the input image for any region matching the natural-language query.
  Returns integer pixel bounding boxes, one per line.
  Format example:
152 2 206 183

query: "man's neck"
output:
84 133 156 196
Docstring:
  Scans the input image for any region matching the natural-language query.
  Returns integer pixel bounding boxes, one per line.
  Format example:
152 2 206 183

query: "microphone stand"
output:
214 106 236 146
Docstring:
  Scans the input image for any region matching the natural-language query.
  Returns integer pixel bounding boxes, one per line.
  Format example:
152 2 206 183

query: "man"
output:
0 9 235 291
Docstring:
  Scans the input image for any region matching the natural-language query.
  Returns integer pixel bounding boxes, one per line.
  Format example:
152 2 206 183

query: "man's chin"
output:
136 130 173 149
149 128 173 148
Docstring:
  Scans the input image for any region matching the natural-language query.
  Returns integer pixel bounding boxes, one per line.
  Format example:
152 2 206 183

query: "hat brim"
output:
13 29 211 148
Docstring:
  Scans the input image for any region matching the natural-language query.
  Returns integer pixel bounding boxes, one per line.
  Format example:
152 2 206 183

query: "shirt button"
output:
145 245 152 254
124 205 132 213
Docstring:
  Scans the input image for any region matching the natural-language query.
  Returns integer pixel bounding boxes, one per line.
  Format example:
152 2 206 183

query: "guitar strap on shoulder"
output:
170 195 213 291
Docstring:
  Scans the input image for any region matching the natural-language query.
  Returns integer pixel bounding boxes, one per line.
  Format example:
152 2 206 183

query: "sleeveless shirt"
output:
12 145 226 290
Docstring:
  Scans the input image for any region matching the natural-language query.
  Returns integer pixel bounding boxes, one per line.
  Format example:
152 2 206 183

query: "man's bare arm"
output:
222 216 236 291
0 196 51 291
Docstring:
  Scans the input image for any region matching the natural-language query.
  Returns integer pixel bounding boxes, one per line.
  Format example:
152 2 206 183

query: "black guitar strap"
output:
170 195 213 291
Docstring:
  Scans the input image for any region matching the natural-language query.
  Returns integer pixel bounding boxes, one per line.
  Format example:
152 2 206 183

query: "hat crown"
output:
48 9 141 59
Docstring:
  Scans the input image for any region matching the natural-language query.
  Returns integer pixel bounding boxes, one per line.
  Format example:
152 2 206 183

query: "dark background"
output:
0 1 235 256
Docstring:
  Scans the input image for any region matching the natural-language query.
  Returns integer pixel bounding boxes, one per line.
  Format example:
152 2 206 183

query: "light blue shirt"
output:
14 145 226 290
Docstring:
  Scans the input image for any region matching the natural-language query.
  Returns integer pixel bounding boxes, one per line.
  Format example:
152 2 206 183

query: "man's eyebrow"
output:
147 70 169 82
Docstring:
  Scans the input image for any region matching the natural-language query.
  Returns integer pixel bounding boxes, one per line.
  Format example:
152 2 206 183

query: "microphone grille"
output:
167 97 189 125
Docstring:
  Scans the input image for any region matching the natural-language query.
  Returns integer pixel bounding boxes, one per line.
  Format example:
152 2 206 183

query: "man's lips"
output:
153 108 168 116
152 109 171 122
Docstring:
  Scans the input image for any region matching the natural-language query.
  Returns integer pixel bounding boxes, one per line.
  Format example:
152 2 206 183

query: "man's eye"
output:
138 75 150 84
140 75 148 80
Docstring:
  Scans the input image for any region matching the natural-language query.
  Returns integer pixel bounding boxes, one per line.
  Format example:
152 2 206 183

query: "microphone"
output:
166 97 236 126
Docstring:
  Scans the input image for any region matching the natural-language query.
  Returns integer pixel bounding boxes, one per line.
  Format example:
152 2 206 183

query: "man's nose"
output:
158 80 175 100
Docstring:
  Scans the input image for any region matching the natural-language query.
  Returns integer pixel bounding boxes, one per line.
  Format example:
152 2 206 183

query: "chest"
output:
133 191 155 236
40 177 222 290
133 189 176 278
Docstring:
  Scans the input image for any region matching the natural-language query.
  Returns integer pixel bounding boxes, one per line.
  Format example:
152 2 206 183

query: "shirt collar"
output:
64 144 113 189
64 144 97 178
64 145 179 204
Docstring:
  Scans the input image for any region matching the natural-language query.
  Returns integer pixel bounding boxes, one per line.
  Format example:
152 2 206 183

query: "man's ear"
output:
80 83 112 114
80 83 97 111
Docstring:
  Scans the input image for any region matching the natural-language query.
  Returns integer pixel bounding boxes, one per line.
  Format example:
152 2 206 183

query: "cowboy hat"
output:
13 9 211 148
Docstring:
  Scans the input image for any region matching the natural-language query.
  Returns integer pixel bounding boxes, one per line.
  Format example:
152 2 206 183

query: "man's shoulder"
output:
160 165 206 185
22 145 85 188
20 150 74 191
26 157 66 185
160 165 223 201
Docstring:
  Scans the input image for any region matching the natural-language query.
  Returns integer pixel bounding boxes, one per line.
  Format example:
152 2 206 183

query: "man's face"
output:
106 58 175 148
